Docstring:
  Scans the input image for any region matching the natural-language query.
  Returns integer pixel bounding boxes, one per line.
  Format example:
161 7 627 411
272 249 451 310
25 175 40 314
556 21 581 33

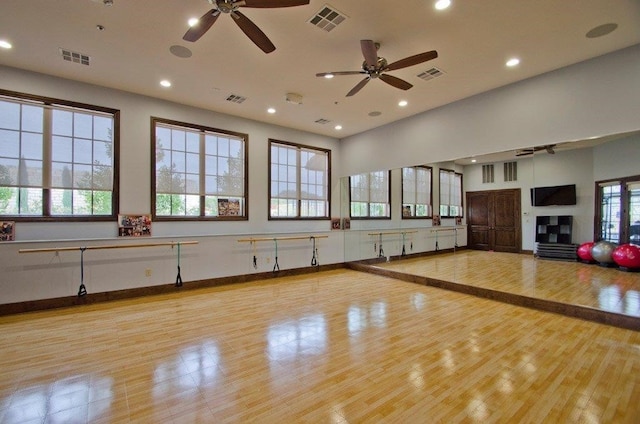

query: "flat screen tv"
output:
530 184 576 206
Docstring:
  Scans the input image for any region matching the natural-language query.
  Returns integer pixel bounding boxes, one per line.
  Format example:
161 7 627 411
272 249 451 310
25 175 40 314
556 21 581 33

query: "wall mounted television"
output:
530 184 577 206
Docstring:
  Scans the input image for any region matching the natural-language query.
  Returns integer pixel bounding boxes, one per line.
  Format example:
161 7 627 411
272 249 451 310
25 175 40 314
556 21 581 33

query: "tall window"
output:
269 139 330 219
402 166 432 218
439 169 463 217
152 118 247 219
350 170 391 218
596 176 640 244
0 90 118 220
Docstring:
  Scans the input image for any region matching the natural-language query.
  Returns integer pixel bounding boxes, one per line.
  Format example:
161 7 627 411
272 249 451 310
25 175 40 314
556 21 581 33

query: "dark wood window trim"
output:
349 170 392 220
151 117 248 221
0 89 120 222
401 165 433 219
439 168 464 218
268 139 331 220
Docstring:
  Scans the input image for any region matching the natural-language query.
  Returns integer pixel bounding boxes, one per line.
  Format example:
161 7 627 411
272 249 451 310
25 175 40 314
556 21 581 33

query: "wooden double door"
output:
466 188 521 253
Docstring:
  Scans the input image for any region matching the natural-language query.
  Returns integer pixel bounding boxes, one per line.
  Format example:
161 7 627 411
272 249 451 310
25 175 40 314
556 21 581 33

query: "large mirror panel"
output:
340 130 640 323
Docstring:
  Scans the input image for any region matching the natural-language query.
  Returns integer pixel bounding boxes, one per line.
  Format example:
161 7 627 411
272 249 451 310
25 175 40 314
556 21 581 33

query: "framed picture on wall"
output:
118 214 152 237
342 217 351 230
331 218 341 230
0 221 15 241
432 214 441 226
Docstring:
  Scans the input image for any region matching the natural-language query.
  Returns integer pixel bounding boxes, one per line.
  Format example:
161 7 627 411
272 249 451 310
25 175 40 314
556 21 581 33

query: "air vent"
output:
315 118 331 125
482 164 494 184
226 94 247 104
59 48 90 66
308 5 347 32
504 161 518 182
417 67 444 81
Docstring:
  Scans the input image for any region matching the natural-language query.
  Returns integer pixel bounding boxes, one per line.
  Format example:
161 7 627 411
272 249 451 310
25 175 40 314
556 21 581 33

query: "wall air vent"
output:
226 94 247 104
59 48 90 66
417 67 444 81
504 161 518 182
482 164 495 184
315 118 331 125
308 5 347 32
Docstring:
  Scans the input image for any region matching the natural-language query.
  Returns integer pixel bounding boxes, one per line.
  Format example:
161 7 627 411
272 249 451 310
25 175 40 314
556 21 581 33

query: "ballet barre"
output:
19 241 199 295
237 235 328 271
430 226 465 251
367 231 418 258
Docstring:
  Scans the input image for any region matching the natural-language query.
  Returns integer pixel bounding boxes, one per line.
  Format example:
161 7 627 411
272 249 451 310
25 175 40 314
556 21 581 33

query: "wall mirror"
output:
339 129 640 319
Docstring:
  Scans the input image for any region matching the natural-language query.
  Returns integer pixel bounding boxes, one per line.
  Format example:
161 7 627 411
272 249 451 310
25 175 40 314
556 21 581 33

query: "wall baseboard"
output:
0 263 345 317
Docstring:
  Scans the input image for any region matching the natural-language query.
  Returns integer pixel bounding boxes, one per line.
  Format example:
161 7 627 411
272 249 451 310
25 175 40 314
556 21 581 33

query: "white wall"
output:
2 44 639 305
339 44 640 177
0 65 344 304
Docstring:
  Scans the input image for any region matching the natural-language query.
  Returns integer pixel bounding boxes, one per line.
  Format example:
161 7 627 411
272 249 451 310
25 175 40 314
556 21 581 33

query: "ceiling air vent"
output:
226 94 247 104
308 5 347 32
315 118 331 125
59 48 90 66
417 67 444 81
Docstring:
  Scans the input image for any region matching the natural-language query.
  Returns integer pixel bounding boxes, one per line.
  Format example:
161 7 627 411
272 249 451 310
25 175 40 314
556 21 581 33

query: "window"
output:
350 170 390 218
402 166 432 218
0 90 118 220
439 169 463 217
596 176 640 244
152 118 247 219
269 139 330 219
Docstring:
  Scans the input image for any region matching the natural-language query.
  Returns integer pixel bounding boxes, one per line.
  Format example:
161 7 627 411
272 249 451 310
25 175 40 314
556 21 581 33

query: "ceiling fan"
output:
316 40 438 97
183 0 310 54
515 144 556 156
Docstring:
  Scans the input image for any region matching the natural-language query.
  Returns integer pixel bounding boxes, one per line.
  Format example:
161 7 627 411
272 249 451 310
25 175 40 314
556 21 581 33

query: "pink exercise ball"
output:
577 242 595 262
612 244 640 269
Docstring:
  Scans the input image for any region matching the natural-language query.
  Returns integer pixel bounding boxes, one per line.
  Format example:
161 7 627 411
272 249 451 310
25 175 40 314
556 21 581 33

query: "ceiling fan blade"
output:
243 0 310 7
231 10 276 53
379 74 413 90
183 9 220 42
346 77 371 97
515 151 533 156
386 50 438 71
360 40 378 68
316 71 365 77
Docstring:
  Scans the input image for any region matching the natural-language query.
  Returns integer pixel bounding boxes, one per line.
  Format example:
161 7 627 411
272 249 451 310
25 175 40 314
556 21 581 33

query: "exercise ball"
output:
591 241 617 265
577 242 595 262
612 244 640 270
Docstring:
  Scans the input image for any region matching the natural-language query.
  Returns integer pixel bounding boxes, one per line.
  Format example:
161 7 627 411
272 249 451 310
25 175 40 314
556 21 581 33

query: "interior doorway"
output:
466 188 521 252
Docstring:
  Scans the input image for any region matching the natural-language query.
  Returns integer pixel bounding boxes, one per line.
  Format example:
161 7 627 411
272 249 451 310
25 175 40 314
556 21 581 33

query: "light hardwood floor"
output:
377 250 640 317
1 267 639 423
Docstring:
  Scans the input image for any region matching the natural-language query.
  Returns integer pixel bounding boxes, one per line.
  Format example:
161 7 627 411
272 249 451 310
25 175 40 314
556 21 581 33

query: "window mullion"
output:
199 132 205 217
42 106 53 216
296 148 302 217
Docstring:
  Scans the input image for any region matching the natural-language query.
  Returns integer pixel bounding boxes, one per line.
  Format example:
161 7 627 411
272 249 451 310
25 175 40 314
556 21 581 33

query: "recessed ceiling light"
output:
267 108 276 114
324 74 334 79
506 58 520 67
435 0 451 10
188 18 199 27
335 125 342 130
398 100 408 107
160 80 171 87
0 40 12 49
471 159 477 163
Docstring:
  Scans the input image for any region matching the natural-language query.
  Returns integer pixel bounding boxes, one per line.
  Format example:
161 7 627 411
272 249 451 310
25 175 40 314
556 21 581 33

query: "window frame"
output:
0 89 120 222
439 168 463 218
401 165 433 219
268 139 331 220
594 174 640 244
151 117 248 221
349 170 392 220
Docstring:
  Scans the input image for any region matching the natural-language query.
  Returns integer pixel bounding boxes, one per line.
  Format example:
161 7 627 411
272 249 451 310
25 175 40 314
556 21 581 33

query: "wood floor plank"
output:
0 267 639 423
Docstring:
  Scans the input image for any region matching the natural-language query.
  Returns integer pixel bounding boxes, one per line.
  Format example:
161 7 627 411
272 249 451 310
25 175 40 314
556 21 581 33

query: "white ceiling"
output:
1 0 639 139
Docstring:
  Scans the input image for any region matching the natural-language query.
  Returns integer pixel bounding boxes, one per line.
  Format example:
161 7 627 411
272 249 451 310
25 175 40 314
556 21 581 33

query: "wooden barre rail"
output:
237 235 328 243
367 231 418 236
19 241 199 254
430 226 465 233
